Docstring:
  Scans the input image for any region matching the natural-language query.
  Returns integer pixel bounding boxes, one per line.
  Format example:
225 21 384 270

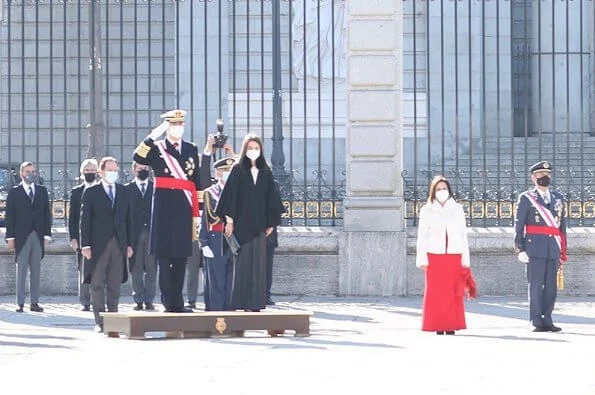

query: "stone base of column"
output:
338 231 406 296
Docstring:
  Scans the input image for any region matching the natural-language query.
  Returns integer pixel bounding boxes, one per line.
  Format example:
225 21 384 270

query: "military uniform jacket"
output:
199 183 227 256
514 188 567 260
133 137 211 258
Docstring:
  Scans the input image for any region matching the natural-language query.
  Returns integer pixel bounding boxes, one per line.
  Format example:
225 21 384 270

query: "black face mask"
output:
137 169 150 181
536 175 551 187
83 173 97 183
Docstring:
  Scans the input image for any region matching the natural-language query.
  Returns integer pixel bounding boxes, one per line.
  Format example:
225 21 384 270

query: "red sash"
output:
523 191 567 261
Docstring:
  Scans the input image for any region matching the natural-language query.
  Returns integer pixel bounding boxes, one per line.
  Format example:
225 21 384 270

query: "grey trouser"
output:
16 231 42 306
185 241 204 303
130 229 157 304
77 252 91 306
91 237 124 327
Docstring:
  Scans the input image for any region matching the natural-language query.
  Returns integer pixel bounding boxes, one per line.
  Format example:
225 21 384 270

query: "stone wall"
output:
1 226 593 297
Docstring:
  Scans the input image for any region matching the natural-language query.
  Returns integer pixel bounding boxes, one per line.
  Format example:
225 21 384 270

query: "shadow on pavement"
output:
0 340 74 349
460 334 569 343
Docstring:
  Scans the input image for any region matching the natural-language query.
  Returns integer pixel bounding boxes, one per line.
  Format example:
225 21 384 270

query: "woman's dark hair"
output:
238 133 270 171
427 175 454 203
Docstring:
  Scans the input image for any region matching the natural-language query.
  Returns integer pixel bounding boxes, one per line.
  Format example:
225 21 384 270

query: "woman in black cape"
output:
215 133 283 311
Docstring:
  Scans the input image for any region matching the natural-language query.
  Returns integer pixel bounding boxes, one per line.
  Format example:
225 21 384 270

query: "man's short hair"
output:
80 158 99 174
19 161 34 174
99 156 118 170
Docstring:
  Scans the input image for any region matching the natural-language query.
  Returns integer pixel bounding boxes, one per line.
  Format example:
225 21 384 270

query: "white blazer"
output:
415 198 470 268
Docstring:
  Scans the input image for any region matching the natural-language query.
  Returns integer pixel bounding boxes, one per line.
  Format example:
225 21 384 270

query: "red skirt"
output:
421 253 467 332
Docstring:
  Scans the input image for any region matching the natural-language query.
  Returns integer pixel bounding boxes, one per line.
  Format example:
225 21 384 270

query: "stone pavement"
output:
0 295 594 395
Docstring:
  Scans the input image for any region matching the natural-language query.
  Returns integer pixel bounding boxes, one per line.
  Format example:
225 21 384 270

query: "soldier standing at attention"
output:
515 160 567 332
133 109 211 313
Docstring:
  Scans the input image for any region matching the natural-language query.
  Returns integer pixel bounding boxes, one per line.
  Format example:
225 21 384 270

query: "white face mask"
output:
435 189 450 203
104 170 119 184
246 149 260 161
168 125 184 139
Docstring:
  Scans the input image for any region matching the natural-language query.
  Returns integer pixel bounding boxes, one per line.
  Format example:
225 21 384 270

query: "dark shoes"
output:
144 302 155 311
533 325 562 333
436 331 444 335
30 304 44 312
133 303 144 311
15 304 24 313
436 331 455 335
81 305 90 312
265 297 275 306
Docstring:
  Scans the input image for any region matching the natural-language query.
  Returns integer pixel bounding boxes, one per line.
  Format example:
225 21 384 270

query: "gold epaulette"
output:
135 142 151 158
197 190 204 204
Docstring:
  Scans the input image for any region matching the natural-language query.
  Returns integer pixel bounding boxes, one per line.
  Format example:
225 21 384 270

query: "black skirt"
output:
229 233 267 311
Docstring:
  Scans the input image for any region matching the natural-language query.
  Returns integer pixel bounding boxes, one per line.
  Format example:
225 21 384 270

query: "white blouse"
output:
415 198 471 268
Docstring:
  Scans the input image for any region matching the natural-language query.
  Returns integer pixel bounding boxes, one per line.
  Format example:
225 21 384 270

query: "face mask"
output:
23 173 35 184
246 149 260 161
221 171 230 183
435 189 450 203
104 170 119 184
137 169 150 181
168 125 184 139
83 173 97 183
536 175 551 187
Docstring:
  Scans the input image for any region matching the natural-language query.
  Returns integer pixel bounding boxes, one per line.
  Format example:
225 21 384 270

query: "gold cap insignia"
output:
543 162 550 169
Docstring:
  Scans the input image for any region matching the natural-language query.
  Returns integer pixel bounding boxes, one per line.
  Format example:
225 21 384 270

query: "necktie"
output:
173 142 179 152
28 186 34 203
140 183 146 197
108 185 114 206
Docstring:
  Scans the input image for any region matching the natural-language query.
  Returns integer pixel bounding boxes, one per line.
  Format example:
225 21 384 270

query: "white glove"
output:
202 246 214 258
148 120 169 140
517 251 529 263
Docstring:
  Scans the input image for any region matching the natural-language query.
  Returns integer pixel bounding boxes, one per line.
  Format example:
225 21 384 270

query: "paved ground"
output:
1 295 594 394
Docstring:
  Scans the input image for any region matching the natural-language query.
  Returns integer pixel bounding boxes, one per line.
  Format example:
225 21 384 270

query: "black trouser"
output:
265 244 275 299
158 257 187 312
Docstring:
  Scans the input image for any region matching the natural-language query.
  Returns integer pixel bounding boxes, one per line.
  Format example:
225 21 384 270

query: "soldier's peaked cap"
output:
160 109 186 123
530 160 552 174
214 157 236 169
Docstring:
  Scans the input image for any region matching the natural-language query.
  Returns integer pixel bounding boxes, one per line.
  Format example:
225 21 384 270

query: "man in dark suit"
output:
133 109 211 313
5 161 52 313
126 161 156 311
68 158 99 312
515 160 567 333
80 156 133 331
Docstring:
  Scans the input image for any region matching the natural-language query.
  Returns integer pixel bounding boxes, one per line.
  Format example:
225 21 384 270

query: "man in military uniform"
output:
199 156 236 311
514 160 567 332
133 109 211 313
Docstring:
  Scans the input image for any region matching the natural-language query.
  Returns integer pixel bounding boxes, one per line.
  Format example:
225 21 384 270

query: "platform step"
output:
100 310 312 340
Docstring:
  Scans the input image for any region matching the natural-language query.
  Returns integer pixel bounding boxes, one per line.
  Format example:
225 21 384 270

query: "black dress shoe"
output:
180 307 194 313
15 304 24 313
532 326 548 332
81 305 90 312
30 304 44 313
436 331 444 335
144 302 155 311
133 303 143 311
445 331 455 335
265 297 275 306
546 325 562 332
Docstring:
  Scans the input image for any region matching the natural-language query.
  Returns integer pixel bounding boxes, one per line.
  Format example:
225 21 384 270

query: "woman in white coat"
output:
416 175 474 335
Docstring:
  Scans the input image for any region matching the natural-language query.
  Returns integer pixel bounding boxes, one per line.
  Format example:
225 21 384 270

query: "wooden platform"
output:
99 310 312 340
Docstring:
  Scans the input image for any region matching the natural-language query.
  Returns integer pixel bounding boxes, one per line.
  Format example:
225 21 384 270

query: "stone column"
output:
339 0 405 296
